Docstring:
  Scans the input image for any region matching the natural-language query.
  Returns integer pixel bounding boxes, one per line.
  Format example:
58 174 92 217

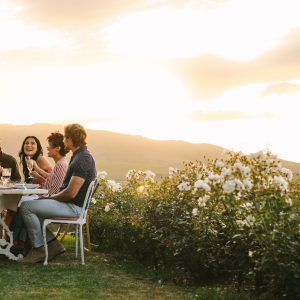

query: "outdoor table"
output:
0 188 48 260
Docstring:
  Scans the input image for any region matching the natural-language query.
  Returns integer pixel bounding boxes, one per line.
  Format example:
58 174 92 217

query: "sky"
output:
1 0 300 162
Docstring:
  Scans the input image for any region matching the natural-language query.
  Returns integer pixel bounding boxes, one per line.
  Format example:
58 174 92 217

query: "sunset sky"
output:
1 0 300 162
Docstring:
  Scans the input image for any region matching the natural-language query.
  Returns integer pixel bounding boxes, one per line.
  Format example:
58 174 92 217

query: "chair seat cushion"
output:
48 217 79 221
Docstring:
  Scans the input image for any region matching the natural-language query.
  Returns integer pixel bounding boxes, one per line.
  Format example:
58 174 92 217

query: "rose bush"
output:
89 150 300 298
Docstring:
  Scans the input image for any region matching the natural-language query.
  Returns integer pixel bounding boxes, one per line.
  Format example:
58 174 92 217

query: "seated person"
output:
17 124 96 264
0 137 21 181
7 135 51 254
0 137 21 238
9 132 69 256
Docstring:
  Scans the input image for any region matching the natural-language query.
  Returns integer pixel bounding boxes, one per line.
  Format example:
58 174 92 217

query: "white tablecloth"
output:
0 188 48 260
0 189 48 212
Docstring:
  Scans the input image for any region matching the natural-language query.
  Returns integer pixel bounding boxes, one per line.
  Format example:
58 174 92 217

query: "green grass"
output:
0 236 255 300
0 235 194 300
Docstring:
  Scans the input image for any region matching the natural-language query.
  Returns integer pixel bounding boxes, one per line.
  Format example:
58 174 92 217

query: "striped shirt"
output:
42 157 68 195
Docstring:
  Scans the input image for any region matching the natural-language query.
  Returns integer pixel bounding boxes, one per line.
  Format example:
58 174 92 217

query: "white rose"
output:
216 161 224 168
194 180 211 191
285 198 292 206
222 180 236 193
112 183 122 192
177 182 191 191
222 149 229 156
209 174 220 181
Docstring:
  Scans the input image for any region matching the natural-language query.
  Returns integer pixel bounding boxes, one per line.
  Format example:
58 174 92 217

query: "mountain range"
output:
1 123 299 180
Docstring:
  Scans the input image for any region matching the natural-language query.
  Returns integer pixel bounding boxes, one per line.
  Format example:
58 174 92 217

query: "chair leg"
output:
79 224 84 265
59 224 70 243
43 221 49 265
55 223 64 238
84 215 92 254
75 224 78 258
82 226 86 250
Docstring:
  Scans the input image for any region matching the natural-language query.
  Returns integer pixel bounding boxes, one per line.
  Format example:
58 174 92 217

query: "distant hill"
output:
1 123 300 180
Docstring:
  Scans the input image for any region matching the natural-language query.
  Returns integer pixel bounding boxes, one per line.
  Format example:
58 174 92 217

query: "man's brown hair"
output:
64 124 87 148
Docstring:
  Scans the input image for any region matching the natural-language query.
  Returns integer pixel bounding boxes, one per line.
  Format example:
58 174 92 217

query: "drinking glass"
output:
25 156 34 179
2 168 11 186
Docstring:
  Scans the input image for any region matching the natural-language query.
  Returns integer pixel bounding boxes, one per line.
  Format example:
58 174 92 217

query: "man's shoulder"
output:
75 149 94 161
2 152 18 163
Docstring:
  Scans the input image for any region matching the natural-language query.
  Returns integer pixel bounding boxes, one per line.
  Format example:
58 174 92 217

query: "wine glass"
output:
2 168 11 186
25 156 34 179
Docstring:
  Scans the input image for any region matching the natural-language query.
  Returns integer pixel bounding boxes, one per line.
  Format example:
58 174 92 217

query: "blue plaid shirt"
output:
60 146 96 207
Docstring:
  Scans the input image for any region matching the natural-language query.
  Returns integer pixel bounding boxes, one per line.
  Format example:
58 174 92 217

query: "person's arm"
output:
11 157 21 182
32 159 51 179
46 161 68 195
39 176 85 202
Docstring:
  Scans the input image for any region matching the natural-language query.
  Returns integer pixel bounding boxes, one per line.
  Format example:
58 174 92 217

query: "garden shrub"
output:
89 150 300 298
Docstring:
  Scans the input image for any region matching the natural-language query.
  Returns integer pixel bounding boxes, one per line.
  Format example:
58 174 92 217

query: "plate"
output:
13 184 40 189
0 185 11 189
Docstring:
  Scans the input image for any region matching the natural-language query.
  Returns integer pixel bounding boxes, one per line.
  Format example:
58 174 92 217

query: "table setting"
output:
0 167 48 260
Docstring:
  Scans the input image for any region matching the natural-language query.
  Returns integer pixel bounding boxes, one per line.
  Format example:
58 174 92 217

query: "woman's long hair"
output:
18 136 43 183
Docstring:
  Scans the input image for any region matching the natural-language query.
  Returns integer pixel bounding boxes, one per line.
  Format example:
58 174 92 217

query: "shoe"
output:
17 246 46 264
47 239 66 261
10 246 26 256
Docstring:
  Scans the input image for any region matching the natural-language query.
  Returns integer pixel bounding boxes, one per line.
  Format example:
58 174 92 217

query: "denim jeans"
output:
19 200 81 248
9 208 27 242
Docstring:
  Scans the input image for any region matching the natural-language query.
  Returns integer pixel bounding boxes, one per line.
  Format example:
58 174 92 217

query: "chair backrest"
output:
79 179 97 219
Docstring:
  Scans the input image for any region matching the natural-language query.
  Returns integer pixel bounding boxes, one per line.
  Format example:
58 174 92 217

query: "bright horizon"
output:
1 0 300 163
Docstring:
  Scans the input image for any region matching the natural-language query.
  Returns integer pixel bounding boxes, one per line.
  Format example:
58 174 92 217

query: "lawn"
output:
0 236 197 300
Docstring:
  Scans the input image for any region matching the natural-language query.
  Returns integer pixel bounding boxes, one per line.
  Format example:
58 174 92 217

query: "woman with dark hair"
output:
11 132 69 257
6 136 52 255
18 136 51 183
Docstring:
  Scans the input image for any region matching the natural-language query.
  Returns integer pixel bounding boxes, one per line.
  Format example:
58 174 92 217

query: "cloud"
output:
172 27 300 100
0 44 115 68
9 0 228 31
51 116 129 125
260 82 300 97
188 110 275 121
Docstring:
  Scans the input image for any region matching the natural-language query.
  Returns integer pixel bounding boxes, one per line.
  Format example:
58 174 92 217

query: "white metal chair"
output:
42 180 96 265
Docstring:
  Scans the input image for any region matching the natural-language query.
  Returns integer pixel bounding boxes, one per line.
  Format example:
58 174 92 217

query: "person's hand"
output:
29 171 40 179
32 160 38 170
35 195 48 200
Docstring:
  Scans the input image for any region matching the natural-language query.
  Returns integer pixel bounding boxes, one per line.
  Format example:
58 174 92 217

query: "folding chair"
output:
42 180 97 265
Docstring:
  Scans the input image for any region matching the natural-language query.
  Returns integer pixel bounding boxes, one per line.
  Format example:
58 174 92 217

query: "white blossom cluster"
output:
173 149 294 216
97 171 107 180
97 149 294 218
198 195 210 207
126 169 156 182
178 182 191 191
281 168 293 181
220 149 292 195
105 202 114 212
106 180 123 192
